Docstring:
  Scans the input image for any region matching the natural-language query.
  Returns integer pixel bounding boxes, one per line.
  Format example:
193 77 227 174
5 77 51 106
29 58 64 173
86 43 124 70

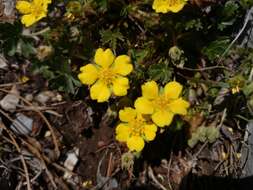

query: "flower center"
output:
153 95 170 111
129 115 145 137
98 68 116 85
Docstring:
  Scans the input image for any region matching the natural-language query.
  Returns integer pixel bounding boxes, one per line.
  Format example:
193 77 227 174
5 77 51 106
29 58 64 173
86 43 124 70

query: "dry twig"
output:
0 121 32 190
0 88 60 158
148 166 167 190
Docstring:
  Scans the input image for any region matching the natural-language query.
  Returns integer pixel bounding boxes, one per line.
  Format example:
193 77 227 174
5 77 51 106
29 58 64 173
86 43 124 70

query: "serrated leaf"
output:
148 63 172 84
100 29 124 50
202 38 230 61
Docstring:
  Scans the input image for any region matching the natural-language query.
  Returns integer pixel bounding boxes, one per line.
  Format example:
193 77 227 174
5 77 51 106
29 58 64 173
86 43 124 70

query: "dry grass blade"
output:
0 108 57 188
0 121 32 190
0 88 60 158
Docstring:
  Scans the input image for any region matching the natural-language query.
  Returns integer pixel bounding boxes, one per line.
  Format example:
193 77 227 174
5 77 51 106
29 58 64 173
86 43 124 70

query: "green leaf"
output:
185 19 203 31
32 65 55 80
148 63 172 84
20 39 36 58
94 0 108 11
202 37 230 62
218 1 239 31
100 29 124 50
206 127 220 143
222 1 239 18
240 0 253 8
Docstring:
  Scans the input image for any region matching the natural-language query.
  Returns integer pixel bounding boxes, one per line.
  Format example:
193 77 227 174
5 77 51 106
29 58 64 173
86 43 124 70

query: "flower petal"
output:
127 136 145 152
112 77 129 96
144 124 157 141
21 14 36 27
34 0 51 11
134 97 154 114
94 48 115 68
113 55 133 76
151 110 174 127
141 81 159 100
168 98 190 115
164 81 183 99
78 64 98 85
152 0 186 13
116 123 130 142
90 81 111 102
152 0 170 13
119 107 137 122
16 1 32 14
169 3 186 13
34 0 52 5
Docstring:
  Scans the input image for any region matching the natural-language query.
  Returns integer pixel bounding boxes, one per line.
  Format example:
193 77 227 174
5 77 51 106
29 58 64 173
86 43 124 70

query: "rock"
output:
238 7 253 48
2 0 15 16
10 113 33 135
93 153 118 190
240 120 253 177
35 91 55 104
24 94 34 102
0 86 19 112
64 148 79 179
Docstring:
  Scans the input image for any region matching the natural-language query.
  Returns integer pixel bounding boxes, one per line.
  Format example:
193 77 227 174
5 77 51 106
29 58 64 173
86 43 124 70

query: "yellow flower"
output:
116 107 157 152
231 86 240 94
16 0 51 27
135 81 189 127
19 76 30 83
78 48 133 102
152 0 188 13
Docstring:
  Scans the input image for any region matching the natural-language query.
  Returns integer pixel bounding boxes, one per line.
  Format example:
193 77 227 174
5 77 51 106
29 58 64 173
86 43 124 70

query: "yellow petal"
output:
169 3 186 13
34 0 51 11
127 136 145 152
21 14 36 27
168 98 189 115
141 81 159 100
16 1 32 14
21 12 46 27
34 0 52 5
113 55 133 76
112 77 129 96
78 64 98 85
94 48 115 68
152 0 170 13
134 97 154 114
151 110 174 127
164 81 183 99
116 123 130 142
144 124 157 141
119 107 137 122
152 0 186 13
90 81 111 102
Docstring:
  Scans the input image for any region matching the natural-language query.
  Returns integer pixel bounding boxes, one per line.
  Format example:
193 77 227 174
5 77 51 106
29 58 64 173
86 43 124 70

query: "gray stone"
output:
240 120 253 177
238 7 253 48
10 113 33 135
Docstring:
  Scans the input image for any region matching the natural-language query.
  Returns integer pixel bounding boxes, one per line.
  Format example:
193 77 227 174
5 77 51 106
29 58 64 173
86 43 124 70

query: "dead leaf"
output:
186 113 205 134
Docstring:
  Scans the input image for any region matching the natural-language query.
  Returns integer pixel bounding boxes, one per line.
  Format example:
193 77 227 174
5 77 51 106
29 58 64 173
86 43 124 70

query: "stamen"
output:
153 95 170 111
98 68 116 85
129 115 145 137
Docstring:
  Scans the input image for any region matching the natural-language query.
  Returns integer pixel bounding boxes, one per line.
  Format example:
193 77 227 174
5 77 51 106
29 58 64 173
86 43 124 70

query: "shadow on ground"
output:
178 172 253 190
